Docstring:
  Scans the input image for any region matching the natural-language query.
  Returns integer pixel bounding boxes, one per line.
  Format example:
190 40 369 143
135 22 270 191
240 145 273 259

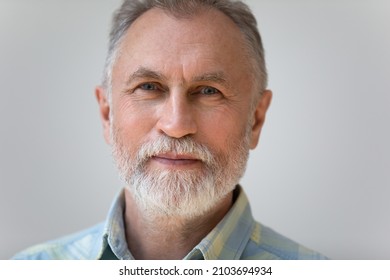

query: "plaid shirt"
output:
13 187 327 260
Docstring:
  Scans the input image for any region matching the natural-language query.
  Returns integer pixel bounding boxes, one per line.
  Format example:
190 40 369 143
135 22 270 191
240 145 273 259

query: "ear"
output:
95 86 111 145
249 90 272 149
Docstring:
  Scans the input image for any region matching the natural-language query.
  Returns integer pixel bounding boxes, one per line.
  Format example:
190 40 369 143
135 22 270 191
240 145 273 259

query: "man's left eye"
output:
200 86 220 95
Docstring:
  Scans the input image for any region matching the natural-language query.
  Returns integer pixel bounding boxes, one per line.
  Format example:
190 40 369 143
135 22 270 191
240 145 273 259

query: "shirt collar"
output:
98 186 255 260
185 186 255 260
98 189 134 260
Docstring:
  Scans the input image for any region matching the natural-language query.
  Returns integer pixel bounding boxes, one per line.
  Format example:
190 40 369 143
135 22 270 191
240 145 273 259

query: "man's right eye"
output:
139 83 158 91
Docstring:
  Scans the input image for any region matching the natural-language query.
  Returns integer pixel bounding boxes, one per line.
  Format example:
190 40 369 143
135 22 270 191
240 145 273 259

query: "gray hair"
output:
101 0 267 101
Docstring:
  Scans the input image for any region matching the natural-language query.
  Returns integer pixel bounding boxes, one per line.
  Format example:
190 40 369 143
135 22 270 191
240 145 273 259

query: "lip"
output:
151 152 201 167
154 152 199 160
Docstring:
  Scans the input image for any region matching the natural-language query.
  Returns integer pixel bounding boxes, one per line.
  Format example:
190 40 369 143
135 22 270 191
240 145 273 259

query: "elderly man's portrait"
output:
1 0 389 260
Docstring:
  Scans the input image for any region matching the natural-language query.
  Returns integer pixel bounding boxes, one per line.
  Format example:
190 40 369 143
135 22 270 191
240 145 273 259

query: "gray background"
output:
1 0 389 259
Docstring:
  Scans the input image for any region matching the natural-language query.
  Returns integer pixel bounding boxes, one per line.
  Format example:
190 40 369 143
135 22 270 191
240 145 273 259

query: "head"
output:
96 0 272 218
102 0 268 102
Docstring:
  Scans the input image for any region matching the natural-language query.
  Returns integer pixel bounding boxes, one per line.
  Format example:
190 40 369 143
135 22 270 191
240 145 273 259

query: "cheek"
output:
111 101 157 146
196 109 249 151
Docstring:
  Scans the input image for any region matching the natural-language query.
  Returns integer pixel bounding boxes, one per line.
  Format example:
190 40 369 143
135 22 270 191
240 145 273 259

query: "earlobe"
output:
95 86 111 144
249 90 272 149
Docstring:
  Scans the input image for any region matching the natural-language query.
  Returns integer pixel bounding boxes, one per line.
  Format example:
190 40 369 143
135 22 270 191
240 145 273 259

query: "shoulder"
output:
241 222 328 260
12 223 105 260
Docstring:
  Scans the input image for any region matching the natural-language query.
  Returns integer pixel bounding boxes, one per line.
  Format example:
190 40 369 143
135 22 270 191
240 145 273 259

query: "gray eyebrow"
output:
126 67 167 85
126 67 230 88
192 71 231 89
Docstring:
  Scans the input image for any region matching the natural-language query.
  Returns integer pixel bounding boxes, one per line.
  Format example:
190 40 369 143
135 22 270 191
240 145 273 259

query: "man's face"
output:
96 8 271 217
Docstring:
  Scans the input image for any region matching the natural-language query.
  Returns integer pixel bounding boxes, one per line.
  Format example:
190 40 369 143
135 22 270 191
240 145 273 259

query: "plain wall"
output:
1 0 389 259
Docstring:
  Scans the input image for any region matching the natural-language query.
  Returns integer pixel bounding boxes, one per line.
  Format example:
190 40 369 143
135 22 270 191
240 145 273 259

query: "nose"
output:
156 90 197 138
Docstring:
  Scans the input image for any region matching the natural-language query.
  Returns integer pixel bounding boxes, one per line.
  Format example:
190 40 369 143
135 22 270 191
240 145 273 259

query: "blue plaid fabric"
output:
13 187 327 260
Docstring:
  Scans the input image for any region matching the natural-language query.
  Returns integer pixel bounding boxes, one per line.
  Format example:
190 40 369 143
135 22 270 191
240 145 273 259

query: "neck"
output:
123 189 233 260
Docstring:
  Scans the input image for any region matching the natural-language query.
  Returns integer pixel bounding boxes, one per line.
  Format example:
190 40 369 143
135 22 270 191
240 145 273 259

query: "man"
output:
13 0 326 260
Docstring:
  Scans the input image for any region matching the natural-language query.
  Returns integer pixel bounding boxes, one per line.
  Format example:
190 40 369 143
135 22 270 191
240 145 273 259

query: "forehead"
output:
114 7 253 86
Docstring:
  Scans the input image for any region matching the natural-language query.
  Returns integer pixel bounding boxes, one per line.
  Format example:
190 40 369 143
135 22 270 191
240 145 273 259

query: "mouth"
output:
150 152 202 167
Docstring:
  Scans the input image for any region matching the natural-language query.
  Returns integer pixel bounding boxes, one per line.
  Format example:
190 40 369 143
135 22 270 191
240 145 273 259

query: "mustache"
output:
135 135 215 165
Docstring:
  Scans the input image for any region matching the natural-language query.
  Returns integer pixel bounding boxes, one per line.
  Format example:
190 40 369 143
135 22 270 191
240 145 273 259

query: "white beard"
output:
111 126 251 219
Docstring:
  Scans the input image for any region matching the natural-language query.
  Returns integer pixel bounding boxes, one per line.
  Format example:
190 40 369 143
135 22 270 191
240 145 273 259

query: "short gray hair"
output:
102 0 267 100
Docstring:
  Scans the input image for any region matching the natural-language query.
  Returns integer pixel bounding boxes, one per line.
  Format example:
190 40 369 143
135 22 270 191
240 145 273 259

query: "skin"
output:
95 7 272 259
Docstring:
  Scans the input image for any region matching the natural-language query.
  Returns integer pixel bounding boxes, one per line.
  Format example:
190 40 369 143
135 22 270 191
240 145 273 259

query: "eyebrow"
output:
126 67 167 85
192 71 231 89
126 67 230 89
